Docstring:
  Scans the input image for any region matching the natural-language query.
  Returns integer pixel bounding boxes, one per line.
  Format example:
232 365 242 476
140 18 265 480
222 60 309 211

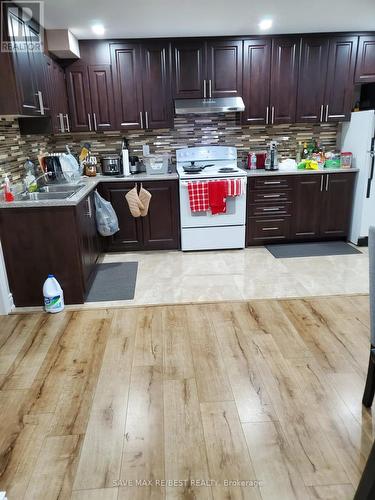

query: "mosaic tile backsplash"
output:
0 113 339 183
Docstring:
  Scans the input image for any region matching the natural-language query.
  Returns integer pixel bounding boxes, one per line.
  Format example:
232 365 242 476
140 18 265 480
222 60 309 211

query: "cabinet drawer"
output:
249 202 292 217
247 216 290 244
250 176 293 190
249 189 293 204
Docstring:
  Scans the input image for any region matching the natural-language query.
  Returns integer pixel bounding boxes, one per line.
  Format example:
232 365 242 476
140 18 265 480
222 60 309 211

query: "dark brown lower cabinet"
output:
247 172 356 246
0 192 101 307
99 180 180 251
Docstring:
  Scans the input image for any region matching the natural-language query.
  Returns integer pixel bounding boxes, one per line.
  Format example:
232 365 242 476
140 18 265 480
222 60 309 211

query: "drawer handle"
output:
263 194 281 198
264 181 281 185
262 227 279 231
262 207 280 211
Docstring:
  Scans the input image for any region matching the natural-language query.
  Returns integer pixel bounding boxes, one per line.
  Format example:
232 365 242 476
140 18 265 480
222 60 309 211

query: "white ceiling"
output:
42 0 375 39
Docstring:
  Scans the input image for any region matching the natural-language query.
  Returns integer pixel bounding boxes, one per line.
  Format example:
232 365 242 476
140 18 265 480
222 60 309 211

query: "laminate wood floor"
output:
0 295 372 500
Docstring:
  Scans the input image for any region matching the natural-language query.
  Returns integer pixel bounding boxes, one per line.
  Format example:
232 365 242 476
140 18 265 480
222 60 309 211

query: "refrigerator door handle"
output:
366 137 375 199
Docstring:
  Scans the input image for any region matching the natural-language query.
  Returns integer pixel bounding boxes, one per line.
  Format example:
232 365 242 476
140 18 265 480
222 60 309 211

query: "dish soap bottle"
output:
3 175 15 202
43 275 65 313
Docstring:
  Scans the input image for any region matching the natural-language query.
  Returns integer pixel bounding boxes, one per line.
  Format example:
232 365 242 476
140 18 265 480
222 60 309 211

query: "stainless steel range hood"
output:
175 97 245 115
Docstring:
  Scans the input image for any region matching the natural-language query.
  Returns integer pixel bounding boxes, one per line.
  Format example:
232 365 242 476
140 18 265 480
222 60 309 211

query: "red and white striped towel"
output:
226 178 243 197
187 181 209 212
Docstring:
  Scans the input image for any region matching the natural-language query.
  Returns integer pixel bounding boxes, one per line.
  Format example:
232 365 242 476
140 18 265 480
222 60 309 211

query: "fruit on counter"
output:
297 159 319 170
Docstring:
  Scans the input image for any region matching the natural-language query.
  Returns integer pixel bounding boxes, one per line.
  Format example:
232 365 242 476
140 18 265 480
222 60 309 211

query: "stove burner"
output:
218 167 237 172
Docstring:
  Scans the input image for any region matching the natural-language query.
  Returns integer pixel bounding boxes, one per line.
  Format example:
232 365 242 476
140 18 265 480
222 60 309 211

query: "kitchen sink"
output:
39 183 85 193
15 191 77 201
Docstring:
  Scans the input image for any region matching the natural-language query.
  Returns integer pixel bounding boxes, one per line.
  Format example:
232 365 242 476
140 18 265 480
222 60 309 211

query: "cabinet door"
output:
355 36 375 83
270 37 300 124
88 64 115 131
50 60 69 133
324 36 358 122
206 39 243 98
100 184 143 251
78 193 99 290
242 39 271 125
66 65 92 132
7 11 38 114
142 41 173 129
110 43 144 130
141 181 180 250
292 175 323 239
296 37 329 123
320 173 355 237
172 40 206 98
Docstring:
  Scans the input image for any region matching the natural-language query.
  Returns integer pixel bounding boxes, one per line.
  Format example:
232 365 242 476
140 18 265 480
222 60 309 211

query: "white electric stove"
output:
176 146 247 251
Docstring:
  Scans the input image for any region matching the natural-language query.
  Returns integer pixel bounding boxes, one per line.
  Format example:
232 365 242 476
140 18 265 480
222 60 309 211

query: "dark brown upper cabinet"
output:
172 39 243 99
355 35 375 83
206 39 243 98
111 41 172 130
172 40 206 98
66 63 115 132
297 35 358 123
270 37 300 124
296 37 329 123
141 41 173 129
242 38 271 124
48 60 70 134
324 36 358 122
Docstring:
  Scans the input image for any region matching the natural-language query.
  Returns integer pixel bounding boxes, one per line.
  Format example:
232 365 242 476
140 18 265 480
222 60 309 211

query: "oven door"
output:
179 178 247 228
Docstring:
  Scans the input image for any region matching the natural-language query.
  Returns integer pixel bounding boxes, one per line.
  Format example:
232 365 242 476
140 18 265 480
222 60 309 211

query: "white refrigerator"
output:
341 110 375 245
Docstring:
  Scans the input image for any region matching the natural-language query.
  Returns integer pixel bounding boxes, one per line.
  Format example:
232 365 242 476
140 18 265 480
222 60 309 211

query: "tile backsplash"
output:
0 113 339 183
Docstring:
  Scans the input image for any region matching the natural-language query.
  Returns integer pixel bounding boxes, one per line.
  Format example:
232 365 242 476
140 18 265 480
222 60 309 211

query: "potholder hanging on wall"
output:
139 184 152 217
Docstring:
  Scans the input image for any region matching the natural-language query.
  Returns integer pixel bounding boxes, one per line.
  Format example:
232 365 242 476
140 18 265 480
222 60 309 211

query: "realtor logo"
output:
1 1 44 52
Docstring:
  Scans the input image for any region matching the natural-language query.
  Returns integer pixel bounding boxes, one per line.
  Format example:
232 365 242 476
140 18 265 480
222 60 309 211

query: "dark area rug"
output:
266 241 362 259
86 262 138 302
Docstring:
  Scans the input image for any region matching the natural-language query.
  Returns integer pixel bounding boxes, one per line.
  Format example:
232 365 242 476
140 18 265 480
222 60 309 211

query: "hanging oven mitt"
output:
125 184 144 218
139 184 152 217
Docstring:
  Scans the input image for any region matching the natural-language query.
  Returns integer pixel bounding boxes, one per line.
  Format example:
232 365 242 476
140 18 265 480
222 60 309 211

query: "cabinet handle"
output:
145 111 149 129
325 174 329 191
87 196 92 217
93 112 97 131
264 180 281 185
266 106 269 125
320 175 324 192
320 104 324 122
262 227 279 231
64 114 70 132
140 111 144 129
203 79 207 99
325 104 329 122
262 207 280 212
209 79 212 98
263 193 281 198
58 114 64 133
36 91 45 115
271 106 275 124
88 113 92 131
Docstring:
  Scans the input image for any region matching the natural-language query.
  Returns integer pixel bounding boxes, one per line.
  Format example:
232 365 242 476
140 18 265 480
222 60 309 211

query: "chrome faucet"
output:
23 171 53 194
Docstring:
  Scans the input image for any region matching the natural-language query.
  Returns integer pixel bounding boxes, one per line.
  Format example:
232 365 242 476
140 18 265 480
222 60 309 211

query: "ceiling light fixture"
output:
259 19 273 30
92 24 105 36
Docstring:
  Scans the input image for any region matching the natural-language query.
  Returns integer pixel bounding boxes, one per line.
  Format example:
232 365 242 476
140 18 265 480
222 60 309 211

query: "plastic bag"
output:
94 190 120 237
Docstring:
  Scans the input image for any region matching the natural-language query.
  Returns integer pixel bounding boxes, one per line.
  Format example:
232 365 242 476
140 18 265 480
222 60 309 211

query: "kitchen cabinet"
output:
242 39 271 124
296 35 358 123
111 41 172 130
172 38 242 99
270 37 300 124
247 172 356 246
0 194 101 307
320 173 355 237
355 35 375 83
99 180 180 251
77 191 101 289
66 63 115 132
48 59 70 133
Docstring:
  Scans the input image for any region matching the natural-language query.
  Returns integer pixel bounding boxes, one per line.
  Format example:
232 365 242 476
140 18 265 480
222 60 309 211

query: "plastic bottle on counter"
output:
43 275 65 313
250 152 257 170
3 175 15 202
